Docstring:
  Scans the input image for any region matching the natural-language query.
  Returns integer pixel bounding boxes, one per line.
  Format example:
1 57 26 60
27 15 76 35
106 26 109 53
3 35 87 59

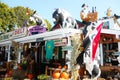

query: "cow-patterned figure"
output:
52 8 78 29
30 11 47 27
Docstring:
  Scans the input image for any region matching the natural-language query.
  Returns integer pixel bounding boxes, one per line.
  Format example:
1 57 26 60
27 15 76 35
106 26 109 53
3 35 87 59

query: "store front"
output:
99 30 120 78
15 28 81 79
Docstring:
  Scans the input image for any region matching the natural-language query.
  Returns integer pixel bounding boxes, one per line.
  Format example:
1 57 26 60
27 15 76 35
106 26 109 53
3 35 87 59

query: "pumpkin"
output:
8 70 12 76
52 70 60 79
27 73 33 79
58 65 62 69
18 64 22 70
63 65 67 70
60 72 69 79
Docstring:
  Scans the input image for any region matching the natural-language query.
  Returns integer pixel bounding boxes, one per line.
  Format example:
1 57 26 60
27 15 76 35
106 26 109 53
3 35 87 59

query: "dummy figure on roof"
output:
106 7 112 17
30 11 47 28
52 8 78 29
106 8 120 27
80 4 98 37
80 4 98 22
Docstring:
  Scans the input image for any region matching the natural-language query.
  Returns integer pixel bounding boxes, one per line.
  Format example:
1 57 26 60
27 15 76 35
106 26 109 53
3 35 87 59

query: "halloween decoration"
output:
60 71 69 79
52 70 61 79
76 21 102 79
80 4 98 22
52 8 78 29
106 7 112 17
30 11 47 27
70 33 82 80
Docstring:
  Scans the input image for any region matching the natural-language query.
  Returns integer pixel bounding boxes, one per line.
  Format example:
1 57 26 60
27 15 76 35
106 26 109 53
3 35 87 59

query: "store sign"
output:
28 25 46 35
54 38 67 46
0 32 13 41
36 38 44 42
10 27 27 39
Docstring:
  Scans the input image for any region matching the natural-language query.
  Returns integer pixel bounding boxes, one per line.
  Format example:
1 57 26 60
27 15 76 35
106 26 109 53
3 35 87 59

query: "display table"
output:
45 66 62 76
100 66 120 72
100 65 120 78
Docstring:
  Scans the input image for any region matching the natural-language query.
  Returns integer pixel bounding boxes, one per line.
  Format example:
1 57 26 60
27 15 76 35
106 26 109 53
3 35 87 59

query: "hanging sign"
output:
62 46 73 51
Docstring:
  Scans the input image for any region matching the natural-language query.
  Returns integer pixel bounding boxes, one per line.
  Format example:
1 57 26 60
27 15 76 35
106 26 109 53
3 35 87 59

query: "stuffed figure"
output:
106 7 112 17
80 4 89 21
52 8 78 29
80 4 98 22
30 11 47 27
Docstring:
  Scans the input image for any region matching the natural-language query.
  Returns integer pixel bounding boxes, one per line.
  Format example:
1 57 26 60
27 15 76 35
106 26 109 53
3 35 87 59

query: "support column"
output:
66 36 72 71
7 44 11 62
99 43 103 66
18 43 23 63
118 42 120 52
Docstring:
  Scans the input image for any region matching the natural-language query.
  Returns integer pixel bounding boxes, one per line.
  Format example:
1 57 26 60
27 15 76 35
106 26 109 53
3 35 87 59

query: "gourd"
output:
52 70 61 79
60 71 69 79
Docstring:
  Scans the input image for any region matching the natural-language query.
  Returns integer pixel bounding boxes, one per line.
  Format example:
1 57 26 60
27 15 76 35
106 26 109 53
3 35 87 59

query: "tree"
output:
0 2 16 33
0 2 34 33
12 6 33 28
44 19 52 31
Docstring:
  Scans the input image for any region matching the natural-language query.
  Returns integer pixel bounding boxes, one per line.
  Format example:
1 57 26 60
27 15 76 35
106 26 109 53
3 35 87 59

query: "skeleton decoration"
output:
30 11 47 28
52 8 78 29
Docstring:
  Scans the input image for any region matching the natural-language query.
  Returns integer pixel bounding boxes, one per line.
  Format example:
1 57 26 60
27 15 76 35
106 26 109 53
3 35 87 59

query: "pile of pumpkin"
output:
52 65 70 80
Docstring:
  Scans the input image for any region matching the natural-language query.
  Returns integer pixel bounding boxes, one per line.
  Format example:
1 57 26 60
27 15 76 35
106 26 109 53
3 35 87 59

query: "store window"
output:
103 43 119 66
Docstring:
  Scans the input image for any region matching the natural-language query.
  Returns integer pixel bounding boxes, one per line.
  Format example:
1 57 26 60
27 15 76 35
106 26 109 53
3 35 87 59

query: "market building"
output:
0 6 120 80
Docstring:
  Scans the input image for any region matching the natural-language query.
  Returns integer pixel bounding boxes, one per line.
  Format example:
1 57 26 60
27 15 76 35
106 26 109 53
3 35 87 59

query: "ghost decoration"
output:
52 8 78 29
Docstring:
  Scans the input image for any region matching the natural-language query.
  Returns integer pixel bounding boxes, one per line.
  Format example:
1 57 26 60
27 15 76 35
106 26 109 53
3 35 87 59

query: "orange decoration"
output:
18 64 22 70
27 73 33 79
52 70 61 79
58 65 62 69
8 70 12 76
63 65 67 70
80 12 98 22
60 72 69 79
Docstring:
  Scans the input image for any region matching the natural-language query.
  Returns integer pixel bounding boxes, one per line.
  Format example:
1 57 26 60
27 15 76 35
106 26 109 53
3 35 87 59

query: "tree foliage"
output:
13 6 33 28
44 19 52 31
0 2 33 33
0 2 52 33
0 2 16 32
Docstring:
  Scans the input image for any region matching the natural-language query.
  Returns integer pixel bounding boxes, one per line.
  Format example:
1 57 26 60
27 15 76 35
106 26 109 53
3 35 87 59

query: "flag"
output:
90 22 103 61
85 22 102 78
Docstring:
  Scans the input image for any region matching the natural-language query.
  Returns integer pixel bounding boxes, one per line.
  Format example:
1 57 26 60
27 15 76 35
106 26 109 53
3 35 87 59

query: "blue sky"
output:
1 0 120 25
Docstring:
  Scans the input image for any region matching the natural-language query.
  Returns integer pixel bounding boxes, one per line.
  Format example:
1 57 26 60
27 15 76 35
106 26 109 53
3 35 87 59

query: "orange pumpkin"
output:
52 70 60 79
58 65 62 69
8 70 12 76
63 65 67 70
18 64 22 70
27 73 33 79
60 72 69 79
